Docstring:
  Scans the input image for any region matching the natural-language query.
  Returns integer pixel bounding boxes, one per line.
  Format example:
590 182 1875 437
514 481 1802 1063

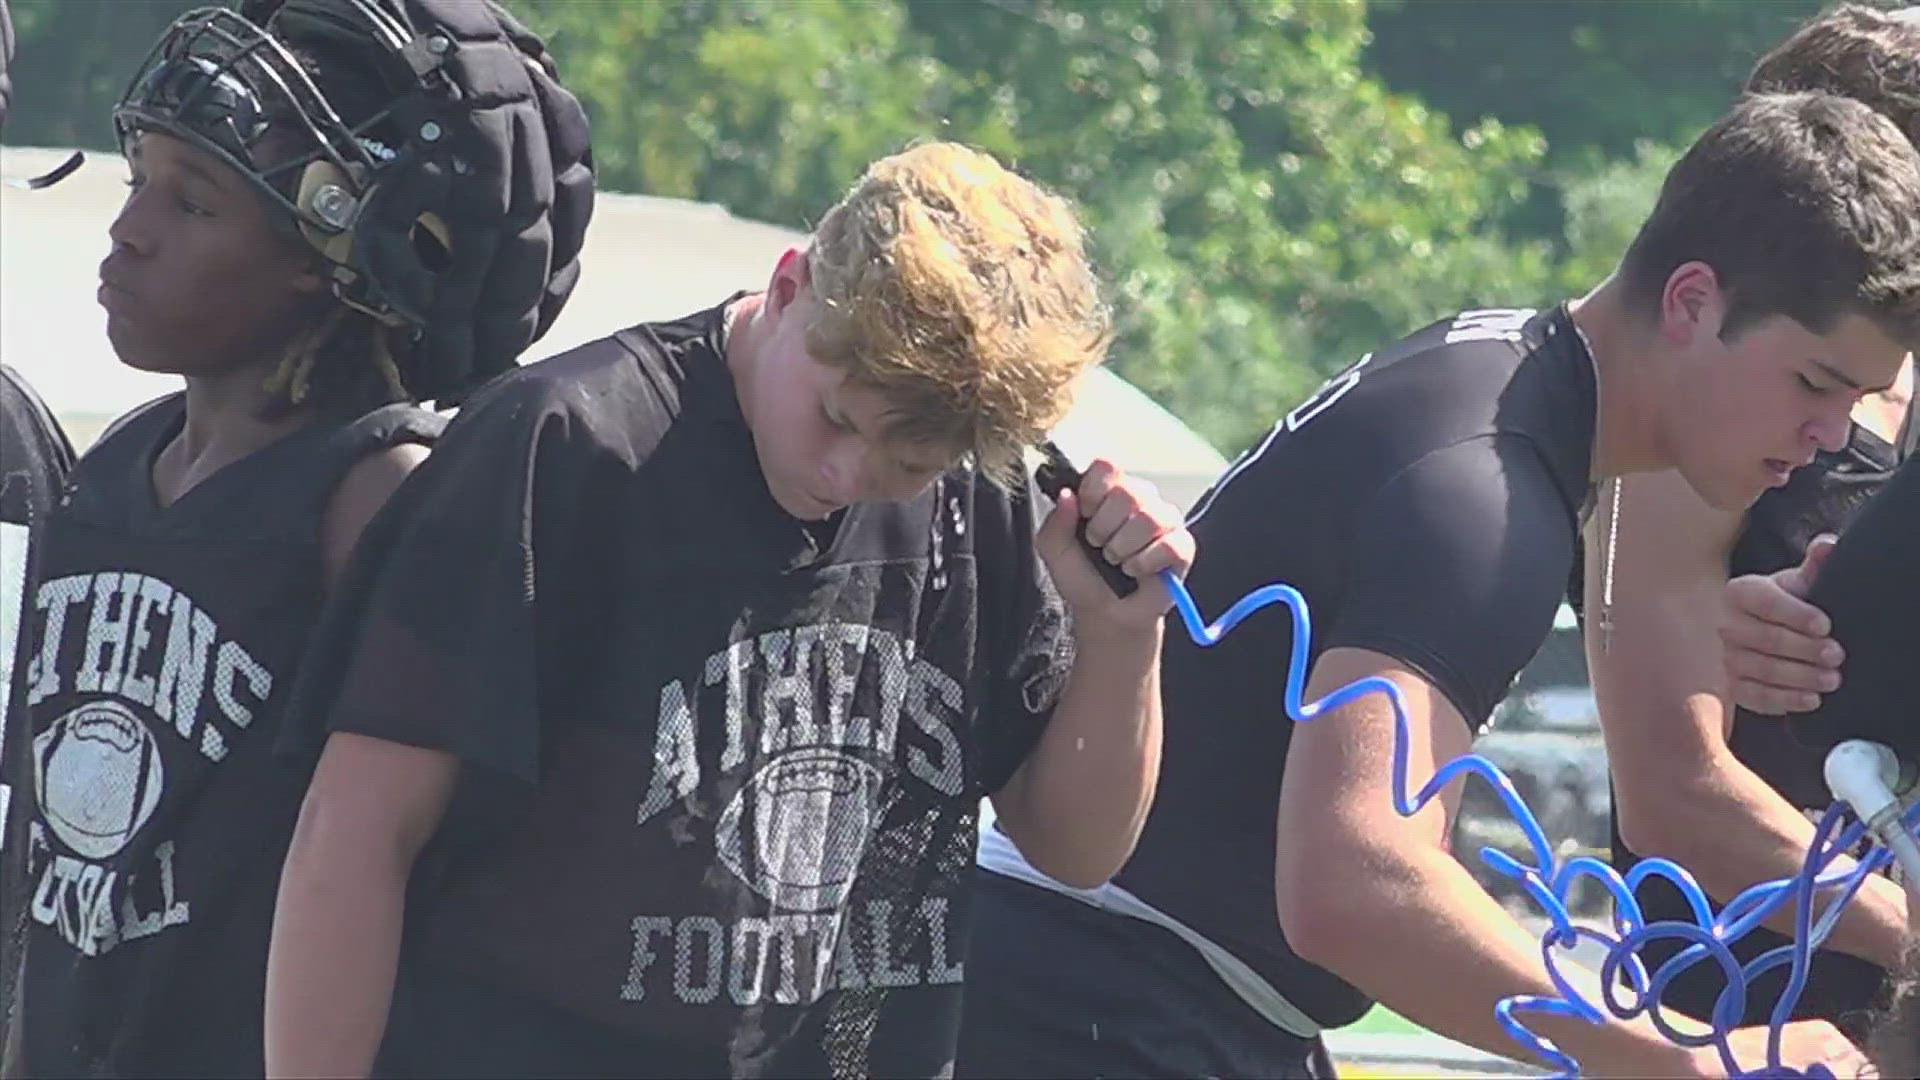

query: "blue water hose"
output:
1153 567 1908 1079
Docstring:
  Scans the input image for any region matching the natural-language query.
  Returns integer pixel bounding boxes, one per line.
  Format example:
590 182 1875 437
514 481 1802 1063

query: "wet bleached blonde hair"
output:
804 142 1112 482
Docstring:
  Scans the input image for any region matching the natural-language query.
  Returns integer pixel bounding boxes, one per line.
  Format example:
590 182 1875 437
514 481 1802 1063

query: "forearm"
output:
1294 840 1696 1076
265 830 410 1078
1620 763 1908 969
993 624 1162 888
1585 478 1906 968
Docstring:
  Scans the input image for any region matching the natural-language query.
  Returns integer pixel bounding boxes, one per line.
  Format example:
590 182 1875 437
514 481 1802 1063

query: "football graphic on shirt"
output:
717 748 885 913
33 699 165 860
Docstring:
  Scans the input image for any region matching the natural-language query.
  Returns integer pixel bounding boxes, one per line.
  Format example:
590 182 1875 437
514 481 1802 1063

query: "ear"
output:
765 246 811 317
1658 261 1728 348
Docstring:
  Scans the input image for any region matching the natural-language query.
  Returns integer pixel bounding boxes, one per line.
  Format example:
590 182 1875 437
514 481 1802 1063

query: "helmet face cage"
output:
113 4 415 324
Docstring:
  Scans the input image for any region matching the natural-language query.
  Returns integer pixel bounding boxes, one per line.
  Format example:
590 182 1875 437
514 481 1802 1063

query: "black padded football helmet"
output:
114 0 594 400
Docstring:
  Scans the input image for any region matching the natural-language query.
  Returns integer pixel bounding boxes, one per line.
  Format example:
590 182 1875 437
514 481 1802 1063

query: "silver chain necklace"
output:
1598 476 1622 655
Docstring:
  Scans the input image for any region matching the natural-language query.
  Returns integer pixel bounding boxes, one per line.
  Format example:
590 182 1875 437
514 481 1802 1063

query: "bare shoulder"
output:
320 442 432 586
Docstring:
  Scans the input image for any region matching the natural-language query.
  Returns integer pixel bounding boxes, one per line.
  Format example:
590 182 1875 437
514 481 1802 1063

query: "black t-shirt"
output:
1095 306 1595 1028
1571 416 1908 1038
285 302 1074 1078
9 394 441 1078
1 365 75 1046
1794 456 1920 770
0 367 73 590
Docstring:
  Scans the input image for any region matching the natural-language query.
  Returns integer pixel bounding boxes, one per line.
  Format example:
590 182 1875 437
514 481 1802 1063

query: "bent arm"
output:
1592 472 1906 970
991 623 1162 889
987 462 1192 889
1266 440 1864 1075
1276 648 1698 1075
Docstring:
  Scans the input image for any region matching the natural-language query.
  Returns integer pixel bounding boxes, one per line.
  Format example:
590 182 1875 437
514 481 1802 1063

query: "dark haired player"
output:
960 91 1920 1078
1569 3 1919 1042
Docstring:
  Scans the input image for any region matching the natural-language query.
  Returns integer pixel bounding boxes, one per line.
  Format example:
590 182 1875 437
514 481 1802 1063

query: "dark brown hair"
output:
1617 92 1920 346
1747 4 1920 150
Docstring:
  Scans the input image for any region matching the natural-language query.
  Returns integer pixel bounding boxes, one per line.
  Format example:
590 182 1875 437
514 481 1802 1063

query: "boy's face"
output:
739 280 955 521
99 131 322 378
1659 275 1908 511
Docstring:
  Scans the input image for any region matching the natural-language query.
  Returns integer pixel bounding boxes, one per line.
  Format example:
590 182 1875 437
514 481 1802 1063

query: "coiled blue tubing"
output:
1153 568 1910 1078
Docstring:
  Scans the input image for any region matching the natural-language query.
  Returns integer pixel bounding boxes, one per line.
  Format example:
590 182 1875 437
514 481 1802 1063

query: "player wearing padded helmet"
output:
0 2 592 1076
115 0 593 405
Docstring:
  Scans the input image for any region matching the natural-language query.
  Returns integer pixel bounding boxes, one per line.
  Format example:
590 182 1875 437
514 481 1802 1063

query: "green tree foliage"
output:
1363 0 1823 282
0 0 1817 453
1552 140 1683 296
1366 0 1824 165
525 0 1561 452
511 0 957 229
4 0 189 151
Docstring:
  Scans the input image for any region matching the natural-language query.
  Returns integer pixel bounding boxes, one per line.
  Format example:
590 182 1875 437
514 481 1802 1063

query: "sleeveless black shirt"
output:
11 395 440 1077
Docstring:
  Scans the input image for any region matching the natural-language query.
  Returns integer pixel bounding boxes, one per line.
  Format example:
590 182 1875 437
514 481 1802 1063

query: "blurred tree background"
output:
3 0 1834 453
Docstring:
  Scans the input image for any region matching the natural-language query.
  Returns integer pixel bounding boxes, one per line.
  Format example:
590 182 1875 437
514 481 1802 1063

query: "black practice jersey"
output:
283 302 1074 1078
1795 454 1920 779
1 365 75 1047
1571 411 1910 1038
1102 306 1596 1027
11 394 440 1078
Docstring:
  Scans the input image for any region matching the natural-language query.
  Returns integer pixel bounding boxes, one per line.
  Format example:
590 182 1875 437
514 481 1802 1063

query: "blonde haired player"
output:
264 142 1193 1078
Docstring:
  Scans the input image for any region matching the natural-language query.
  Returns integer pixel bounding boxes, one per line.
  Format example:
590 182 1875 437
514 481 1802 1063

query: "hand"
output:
1036 458 1194 634
1698 1018 1873 1078
1719 535 1844 715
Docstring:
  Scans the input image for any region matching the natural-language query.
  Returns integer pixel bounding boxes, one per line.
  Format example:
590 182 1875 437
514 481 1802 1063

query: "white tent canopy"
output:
2 145 1227 508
